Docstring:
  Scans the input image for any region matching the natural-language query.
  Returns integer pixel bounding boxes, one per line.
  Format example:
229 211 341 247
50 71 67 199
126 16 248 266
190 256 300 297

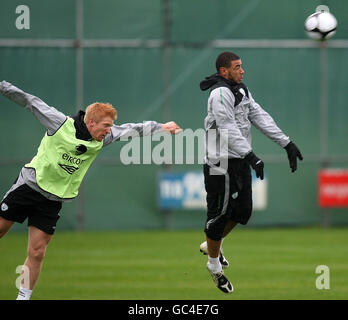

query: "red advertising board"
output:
319 169 348 207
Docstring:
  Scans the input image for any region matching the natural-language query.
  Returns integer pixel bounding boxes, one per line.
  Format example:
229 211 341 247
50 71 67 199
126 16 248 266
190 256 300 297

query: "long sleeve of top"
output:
104 122 162 147
0 80 67 135
247 92 290 148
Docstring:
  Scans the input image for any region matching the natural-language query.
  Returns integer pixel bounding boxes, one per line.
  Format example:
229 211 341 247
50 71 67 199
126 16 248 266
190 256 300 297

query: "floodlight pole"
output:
319 40 329 227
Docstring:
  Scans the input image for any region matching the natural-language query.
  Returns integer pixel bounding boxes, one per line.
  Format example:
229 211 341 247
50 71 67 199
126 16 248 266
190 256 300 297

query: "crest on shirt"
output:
75 144 87 156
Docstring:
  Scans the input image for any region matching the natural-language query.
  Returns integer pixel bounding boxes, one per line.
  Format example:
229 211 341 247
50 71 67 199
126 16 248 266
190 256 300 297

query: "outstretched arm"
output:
103 120 181 146
248 92 303 172
0 80 66 135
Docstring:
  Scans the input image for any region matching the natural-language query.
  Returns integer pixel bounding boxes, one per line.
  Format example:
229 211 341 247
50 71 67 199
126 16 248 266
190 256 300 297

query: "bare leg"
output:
0 216 14 238
22 226 52 290
222 220 238 238
206 237 221 258
206 221 238 258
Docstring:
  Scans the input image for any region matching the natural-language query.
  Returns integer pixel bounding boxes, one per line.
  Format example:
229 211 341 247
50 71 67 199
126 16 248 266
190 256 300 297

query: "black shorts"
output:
203 159 252 239
0 183 62 235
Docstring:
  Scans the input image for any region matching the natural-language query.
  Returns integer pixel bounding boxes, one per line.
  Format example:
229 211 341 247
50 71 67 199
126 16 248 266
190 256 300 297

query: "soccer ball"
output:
304 11 337 41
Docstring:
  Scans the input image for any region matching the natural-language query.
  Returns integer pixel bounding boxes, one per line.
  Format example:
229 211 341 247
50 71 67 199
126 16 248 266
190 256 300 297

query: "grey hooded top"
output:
200 74 290 165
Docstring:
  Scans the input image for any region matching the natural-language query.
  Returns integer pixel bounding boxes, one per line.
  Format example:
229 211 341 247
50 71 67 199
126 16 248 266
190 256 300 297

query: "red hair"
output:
84 102 117 122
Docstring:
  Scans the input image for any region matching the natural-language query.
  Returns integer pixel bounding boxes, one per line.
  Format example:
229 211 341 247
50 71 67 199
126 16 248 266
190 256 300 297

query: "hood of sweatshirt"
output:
199 73 249 106
72 110 93 141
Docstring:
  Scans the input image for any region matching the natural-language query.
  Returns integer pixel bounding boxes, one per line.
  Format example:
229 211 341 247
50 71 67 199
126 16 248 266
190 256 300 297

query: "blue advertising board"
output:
158 171 268 210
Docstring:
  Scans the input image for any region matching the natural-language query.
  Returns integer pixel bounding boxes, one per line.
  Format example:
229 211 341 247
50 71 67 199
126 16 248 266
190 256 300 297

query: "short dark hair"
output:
216 51 240 72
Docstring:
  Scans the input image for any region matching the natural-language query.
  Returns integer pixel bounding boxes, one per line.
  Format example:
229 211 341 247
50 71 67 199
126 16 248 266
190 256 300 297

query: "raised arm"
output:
103 120 181 147
0 80 66 135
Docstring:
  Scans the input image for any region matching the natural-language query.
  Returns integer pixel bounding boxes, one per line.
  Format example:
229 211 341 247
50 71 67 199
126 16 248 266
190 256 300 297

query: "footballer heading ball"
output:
305 7 337 41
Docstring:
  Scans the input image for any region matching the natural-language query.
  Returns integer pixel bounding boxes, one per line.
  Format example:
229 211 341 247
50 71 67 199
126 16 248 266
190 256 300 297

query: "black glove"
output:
245 151 264 180
284 141 303 172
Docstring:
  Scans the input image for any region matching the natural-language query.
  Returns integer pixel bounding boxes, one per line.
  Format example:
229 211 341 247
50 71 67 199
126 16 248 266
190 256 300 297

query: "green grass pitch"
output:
0 227 347 300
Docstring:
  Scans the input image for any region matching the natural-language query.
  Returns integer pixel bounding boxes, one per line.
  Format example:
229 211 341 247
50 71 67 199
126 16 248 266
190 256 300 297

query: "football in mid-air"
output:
304 11 337 40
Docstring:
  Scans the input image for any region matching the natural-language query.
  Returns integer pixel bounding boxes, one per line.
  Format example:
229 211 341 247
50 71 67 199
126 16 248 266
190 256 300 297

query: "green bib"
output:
25 117 103 199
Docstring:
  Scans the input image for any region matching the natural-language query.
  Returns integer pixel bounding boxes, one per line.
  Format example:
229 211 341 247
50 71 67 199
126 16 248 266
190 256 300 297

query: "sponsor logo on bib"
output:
58 164 79 175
